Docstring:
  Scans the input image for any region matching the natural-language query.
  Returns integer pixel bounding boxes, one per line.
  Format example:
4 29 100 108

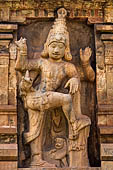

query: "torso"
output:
39 59 67 92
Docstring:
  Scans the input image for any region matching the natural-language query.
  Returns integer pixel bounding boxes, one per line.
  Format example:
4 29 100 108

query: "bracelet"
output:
81 61 89 67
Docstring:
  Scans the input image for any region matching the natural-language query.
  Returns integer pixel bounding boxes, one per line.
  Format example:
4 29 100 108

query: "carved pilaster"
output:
95 24 113 168
0 24 18 169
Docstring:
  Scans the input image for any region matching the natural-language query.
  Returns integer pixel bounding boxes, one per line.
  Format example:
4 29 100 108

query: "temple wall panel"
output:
0 0 113 169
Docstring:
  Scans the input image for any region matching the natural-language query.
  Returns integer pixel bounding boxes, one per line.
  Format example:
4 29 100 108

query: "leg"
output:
45 92 78 139
29 110 55 167
30 110 45 166
27 92 77 167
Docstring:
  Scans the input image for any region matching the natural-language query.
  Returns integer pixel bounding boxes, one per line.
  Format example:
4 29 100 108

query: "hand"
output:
15 37 27 55
65 78 79 94
80 47 92 63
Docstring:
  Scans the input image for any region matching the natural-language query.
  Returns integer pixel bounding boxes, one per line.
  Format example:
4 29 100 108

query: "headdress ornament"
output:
41 8 72 61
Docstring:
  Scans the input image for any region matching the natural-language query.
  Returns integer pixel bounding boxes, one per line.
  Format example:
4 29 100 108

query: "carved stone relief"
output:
15 8 96 168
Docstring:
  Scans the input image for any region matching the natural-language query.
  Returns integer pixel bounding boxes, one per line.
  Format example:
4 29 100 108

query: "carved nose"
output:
54 47 59 53
54 52 59 54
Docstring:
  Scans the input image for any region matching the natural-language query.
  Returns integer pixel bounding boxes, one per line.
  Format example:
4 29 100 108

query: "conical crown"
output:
41 8 72 61
47 8 68 45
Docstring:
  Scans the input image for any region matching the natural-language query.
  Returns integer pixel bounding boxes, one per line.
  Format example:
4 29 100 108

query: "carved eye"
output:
59 44 64 48
51 45 55 48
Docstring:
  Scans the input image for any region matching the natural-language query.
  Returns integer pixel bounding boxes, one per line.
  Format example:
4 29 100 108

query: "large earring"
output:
64 48 72 61
41 43 49 58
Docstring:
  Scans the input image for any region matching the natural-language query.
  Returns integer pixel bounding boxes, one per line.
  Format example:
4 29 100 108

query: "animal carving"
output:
15 37 27 55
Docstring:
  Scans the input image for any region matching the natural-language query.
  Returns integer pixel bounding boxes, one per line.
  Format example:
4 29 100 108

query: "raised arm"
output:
80 47 95 82
15 37 41 72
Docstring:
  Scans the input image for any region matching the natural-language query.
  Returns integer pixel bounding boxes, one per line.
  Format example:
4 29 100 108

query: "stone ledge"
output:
0 24 17 30
0 161 17 170
0 105 16 112
101 161 113 169
99 126 113 135
0 0 20 1
0 33 13 39
0 144 17 160
0 53 9 57
0 126 17 134
18 168 101 170
96 25 113 32
101 143 113 161
101 34 113 41
98 104 113 112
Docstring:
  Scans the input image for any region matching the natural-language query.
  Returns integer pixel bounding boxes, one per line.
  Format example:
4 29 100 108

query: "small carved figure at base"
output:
50 137 68 167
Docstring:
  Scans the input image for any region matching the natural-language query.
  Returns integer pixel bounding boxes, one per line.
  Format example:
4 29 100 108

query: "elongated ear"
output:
64 47 72 61
41 43 49 58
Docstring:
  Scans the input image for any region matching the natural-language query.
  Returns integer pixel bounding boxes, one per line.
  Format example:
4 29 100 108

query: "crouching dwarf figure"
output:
15 8 95 168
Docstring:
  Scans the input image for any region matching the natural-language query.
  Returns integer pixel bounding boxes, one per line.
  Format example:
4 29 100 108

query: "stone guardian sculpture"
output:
15 8 95 168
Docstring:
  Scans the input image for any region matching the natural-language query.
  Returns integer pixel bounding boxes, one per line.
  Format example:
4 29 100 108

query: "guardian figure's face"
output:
48 41 65 61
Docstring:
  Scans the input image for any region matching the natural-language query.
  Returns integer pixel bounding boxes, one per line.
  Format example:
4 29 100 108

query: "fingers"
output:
72 85 75 94
72 84 76 94
70 84 78 94
80 48 82 56
65 79 79 94
64 82 68 88
64 80 70 88
75 84 78 92
85 47 92 55
69 81 72 93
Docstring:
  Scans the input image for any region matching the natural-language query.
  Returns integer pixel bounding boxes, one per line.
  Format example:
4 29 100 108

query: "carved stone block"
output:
8 114 17 126
101 34 113 41
101 144 113 160
98 104 113 112
101 161 113 170
8 59 17 104
98 115 107 126
104 41 113 65
0 65 8 104
0 40 10 53
0 134 17 144
107 72 113 102
0 144 17 160
0 33 13 40
96 69 107 104
9 43 17 60
96 25 113 32
9 60 16 89
0 110 17 134
107 115 113 126
0 114 9 126
104 7 113 23
99 126 113 135
0 24 17 32
0 105 16 112
18 168 101 170
0 8 10 21
0 54 9 65
0 126 17 134
0 161 17 170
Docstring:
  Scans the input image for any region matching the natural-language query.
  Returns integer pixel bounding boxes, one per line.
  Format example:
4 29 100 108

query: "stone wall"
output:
0 24 18 169
0 0 113 169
